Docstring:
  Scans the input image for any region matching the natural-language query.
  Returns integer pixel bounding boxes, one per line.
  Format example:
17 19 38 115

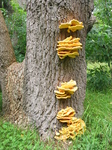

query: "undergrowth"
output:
1 0 26 62
70 89 112 150
0 121 54 150
87 62 111 91
0 89 112 150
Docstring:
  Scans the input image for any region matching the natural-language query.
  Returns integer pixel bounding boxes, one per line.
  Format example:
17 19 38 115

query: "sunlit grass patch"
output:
70 89 112 150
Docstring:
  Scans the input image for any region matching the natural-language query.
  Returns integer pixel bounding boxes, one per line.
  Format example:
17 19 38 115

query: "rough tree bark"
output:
17 0 27 9
24 0 94 138
0 11 27 124
0 10 16 100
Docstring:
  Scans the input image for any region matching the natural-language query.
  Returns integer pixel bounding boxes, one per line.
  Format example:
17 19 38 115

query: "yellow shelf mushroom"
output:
59 19 84 32
54 80 78 99
57 36 82 59
54 107 86 141
56 107 76 121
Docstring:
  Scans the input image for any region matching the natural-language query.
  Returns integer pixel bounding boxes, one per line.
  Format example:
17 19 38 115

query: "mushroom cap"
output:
61 79 76 88
62 36 72 42
59 22 71 29
57 107 76 120
56 95 71 99
54 80 78 99
57 46 82 51
57 51 79 59
59 118 74 123
68 52 79 57
57 87 78 95
57 42 82 47
58 53 78 59
68 25 84 32
58 37 80 44
54 90 65 95
70 19 83 26
59 19 84 33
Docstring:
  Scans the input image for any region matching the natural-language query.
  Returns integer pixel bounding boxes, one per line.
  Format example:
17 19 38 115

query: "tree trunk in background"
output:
0 11 27 124
0 10 16 107
17 0 27 9
24 0 94 138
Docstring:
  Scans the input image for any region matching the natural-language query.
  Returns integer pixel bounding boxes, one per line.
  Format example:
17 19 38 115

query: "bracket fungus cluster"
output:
54 80 78 99
55 107 86 141
53 19 86 141
57 36 82 59
57 19 84 59
59 19 84 33
56 107 75 122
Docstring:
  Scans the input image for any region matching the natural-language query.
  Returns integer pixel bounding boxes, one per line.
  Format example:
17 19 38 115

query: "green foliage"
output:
86 0 112 78
0 121 54 150
0 7 8 16
0 0 12 11
87 63 111 91
4 0 26 62
86 24 112 64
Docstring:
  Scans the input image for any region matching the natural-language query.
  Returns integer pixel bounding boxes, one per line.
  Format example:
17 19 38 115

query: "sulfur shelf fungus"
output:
56 107 76 122
57 36 82 59
54 80 78 99
54 107 86 141
59 19 84 33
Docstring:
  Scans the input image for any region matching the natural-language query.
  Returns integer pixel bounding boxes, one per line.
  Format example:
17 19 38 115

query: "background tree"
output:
0 10 27 124
1 1 26 62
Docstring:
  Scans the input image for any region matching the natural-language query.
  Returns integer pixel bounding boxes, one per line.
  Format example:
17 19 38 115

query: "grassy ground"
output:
71 89 112 150
0 89 112 150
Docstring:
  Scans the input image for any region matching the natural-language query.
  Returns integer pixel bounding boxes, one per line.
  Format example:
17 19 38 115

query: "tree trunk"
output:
24 0 94 138
0 10 16 100
0 11 28 125
17 0 27 9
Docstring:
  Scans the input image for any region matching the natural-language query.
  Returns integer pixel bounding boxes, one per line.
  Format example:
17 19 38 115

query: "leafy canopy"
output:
86 0 112 68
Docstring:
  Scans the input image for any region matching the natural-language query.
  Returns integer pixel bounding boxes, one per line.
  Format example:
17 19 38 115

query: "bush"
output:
85 0 112 78
3 0 26 62
87 64 111 91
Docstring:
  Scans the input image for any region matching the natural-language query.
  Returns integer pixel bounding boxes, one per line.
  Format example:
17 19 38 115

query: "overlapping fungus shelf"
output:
59 19 84 33
57 36 82 59
54 79 78 99
54 107 86 141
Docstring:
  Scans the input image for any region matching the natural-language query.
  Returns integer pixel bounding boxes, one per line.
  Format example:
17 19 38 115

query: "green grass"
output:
0 89 112 150
70 89 112 150
0 121 55 150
